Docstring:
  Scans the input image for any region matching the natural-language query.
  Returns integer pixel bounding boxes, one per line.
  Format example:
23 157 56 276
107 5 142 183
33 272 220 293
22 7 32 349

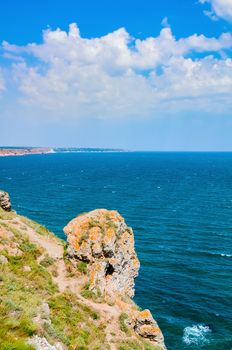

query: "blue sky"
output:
0 0 232 150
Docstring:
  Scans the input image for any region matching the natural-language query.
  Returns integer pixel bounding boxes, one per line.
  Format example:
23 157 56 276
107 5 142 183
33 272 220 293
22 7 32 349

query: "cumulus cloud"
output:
1 23 232 120
199 0 232 22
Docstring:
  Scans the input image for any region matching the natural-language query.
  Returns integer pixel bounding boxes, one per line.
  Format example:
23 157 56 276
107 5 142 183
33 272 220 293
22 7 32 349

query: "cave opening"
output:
105 263 114 276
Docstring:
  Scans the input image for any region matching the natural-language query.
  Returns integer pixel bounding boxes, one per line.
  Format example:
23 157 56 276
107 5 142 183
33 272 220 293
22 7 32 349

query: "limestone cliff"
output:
0 192 166 350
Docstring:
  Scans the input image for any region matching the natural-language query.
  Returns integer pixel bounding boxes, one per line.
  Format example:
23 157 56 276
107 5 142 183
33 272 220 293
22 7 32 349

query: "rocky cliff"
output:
0 191 166 350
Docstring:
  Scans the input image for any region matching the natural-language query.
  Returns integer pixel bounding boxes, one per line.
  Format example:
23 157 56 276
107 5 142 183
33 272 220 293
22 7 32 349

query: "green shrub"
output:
20 242 39 256
77 261 88 274
91 311 99 320
5 299 22 312
40 254 55 267
19 318 37 336
81 290 96 299
119 313 129 334
1 340 35 350
36 225 50 236
75 335 86 349
83 282 90 290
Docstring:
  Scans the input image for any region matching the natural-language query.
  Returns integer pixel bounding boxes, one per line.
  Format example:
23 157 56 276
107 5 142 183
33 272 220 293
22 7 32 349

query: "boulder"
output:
134 309 166 346
28 336 65 350
0 191 11 211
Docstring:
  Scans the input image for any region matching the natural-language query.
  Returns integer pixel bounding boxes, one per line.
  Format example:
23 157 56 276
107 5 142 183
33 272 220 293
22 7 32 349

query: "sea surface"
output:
0 152 231 350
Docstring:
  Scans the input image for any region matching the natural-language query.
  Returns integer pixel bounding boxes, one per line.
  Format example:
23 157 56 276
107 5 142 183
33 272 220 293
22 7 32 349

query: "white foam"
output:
207 251 232 258
183 324 211 346
220 253 232 257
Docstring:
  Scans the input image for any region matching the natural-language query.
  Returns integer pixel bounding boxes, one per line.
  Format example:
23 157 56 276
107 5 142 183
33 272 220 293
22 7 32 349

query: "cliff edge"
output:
0 192 166 350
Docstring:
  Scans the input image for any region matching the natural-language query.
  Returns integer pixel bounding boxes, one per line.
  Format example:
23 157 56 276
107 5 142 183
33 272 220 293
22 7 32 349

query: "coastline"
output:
0 147 128 157
0 148 55 157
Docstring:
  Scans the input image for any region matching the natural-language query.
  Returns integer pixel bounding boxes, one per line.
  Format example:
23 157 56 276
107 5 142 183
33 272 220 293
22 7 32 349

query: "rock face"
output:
0 191 11 211
64 209 140 297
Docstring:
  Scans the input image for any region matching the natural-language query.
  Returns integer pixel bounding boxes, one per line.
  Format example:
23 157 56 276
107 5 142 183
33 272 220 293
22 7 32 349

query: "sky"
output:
0 0 232 150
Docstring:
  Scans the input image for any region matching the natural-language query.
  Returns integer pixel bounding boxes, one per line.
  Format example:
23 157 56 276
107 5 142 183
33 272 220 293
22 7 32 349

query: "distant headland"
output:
0 147 55 157
0 147 126 157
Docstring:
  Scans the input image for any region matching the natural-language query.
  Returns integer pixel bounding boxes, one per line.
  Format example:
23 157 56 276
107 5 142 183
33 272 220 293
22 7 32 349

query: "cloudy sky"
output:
0 0 232 150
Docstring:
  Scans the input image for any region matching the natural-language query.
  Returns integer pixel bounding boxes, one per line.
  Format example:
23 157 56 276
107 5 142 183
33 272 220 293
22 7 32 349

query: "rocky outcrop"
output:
134 309 166 345
28 336 64 350
64 209 140 297
0 191 11 211
64 209 167 349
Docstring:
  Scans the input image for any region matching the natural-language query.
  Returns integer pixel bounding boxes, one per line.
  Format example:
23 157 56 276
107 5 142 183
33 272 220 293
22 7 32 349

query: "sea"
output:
0 152 231 350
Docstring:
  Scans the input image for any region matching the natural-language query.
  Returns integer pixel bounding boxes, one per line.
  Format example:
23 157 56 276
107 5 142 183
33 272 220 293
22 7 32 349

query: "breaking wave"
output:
183 324 212 346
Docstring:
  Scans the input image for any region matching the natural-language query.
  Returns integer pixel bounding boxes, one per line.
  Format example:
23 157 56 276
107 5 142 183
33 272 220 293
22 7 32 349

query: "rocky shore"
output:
0 191 166 350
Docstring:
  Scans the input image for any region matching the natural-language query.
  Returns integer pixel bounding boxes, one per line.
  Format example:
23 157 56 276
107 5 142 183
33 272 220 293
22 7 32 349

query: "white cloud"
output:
161 17 170 28
0 69 5 92
1 23 232 120
199 0 232 22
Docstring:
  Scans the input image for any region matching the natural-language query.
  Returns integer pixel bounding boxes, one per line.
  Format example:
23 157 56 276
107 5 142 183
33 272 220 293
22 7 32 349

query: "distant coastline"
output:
0 147 127 157
0 147 55 157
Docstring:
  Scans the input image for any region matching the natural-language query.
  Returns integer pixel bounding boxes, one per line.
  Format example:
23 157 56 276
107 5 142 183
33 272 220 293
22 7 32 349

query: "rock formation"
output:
0 190 11 211
64 209 140 297
134 309 166 344
64 209 167 348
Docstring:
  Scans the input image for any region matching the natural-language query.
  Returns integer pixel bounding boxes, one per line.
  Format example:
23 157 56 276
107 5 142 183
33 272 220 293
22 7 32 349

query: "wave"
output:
190 250 232 258
220 253 232 257
207 252 232 258
183 324 212 346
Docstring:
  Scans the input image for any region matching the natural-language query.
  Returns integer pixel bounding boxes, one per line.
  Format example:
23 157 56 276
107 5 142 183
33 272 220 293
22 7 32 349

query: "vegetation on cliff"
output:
0 196 166 350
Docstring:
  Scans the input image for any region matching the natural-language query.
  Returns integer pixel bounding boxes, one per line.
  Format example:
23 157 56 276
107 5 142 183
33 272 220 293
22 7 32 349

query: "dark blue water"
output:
0 152 231 350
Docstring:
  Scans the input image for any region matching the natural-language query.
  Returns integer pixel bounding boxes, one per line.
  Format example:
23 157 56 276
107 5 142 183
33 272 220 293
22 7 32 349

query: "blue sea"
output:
0 152 231 350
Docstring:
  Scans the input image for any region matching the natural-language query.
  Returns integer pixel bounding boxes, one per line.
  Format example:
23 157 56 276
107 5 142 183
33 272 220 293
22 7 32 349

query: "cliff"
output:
0 192 166 350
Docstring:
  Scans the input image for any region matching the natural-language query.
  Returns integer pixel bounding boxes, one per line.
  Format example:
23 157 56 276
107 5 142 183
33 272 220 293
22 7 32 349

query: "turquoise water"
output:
0 152 231 350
